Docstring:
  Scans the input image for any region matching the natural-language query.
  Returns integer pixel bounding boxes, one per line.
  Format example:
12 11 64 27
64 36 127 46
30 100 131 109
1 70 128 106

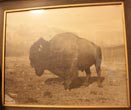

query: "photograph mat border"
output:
121 2 130 107
2 1 130 108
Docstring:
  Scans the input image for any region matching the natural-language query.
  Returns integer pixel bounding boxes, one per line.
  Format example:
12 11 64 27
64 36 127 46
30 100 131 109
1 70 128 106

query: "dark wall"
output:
0 0 130 110
124 1 131 110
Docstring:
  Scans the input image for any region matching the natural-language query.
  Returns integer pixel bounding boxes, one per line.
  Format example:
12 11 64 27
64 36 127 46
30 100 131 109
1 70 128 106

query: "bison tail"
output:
95 46 102 87
95 46 102 72
98 46 102 61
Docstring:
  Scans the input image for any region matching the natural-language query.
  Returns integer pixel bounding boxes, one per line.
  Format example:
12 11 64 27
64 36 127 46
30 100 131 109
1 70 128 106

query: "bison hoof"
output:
83 82 90 87
64 87 71 91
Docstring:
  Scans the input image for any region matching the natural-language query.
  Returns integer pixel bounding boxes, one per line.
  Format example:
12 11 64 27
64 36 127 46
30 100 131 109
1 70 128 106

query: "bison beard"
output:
29 32 102 90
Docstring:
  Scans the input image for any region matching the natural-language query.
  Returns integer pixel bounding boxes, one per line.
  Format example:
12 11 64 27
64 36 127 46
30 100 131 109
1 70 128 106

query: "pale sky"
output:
6 4 125 47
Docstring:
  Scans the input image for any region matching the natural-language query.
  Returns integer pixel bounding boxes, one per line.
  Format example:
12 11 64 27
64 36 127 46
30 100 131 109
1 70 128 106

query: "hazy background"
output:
6 5 125 56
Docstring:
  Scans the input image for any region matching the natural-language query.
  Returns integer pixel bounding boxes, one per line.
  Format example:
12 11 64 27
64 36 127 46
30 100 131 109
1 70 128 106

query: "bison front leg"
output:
64 78 72 91
64 71 78 91
64 68 78 91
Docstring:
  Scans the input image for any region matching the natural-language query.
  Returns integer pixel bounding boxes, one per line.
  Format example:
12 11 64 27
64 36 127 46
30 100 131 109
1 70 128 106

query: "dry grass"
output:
4 47 128 106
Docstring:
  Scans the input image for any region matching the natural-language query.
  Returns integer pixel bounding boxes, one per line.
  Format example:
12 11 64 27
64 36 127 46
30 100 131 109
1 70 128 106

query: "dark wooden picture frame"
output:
0 0 131 110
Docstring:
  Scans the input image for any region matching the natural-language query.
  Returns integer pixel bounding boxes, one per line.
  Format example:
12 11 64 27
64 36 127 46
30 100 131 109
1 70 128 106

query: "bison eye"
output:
39 44 43 48
38 44 43 52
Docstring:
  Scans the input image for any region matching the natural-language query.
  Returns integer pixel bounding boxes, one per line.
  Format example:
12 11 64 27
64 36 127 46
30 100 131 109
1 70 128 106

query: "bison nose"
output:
35 71 43 77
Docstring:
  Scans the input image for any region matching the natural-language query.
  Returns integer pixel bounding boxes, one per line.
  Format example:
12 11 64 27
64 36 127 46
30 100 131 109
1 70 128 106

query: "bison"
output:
29 32 102 90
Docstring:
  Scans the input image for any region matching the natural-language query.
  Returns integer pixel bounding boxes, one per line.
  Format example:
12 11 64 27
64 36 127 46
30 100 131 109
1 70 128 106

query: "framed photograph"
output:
0 0 131 110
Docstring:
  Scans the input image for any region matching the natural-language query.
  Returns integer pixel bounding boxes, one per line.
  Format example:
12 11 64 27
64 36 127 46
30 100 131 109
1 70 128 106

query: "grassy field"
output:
4 46 129 106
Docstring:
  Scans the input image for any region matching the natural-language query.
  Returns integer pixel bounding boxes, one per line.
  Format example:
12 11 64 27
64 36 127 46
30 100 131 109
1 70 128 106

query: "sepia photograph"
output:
2 2 130 108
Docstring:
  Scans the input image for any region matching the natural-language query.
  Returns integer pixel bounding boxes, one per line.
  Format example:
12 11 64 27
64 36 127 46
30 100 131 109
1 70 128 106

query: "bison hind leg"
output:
83 68 91 86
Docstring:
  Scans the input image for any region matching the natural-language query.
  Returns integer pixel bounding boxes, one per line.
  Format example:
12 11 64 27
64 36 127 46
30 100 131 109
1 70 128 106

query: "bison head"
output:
29 38 49 76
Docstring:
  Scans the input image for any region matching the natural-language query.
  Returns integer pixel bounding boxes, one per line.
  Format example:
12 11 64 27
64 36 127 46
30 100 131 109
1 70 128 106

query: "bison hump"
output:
49 32 79 54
